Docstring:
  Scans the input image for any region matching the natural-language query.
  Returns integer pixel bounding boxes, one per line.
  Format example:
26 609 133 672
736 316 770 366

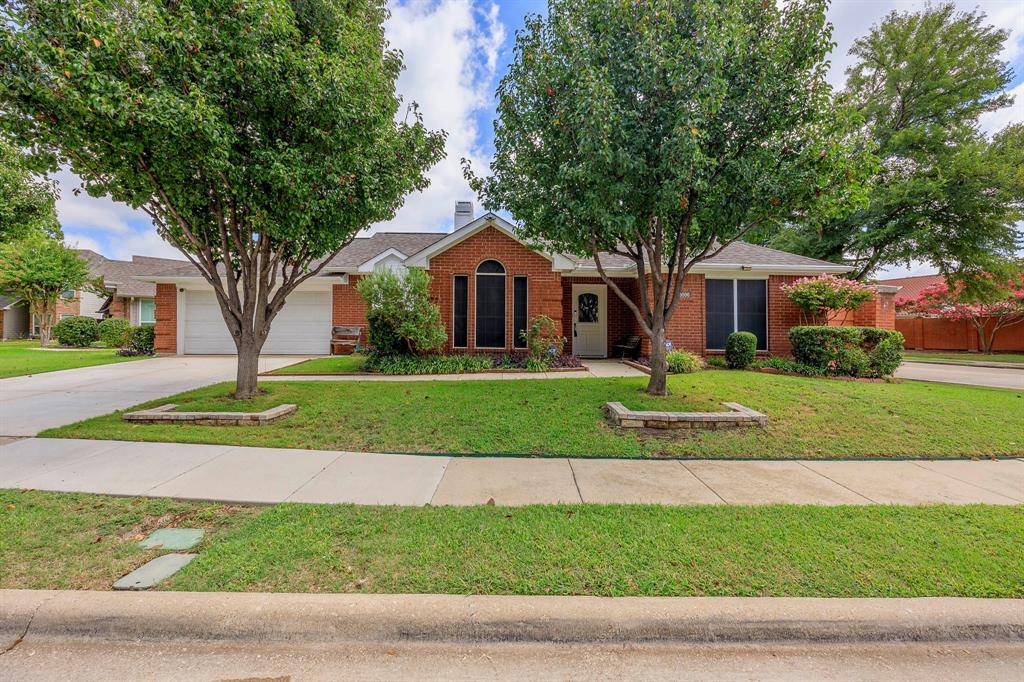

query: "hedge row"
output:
789 326 904 378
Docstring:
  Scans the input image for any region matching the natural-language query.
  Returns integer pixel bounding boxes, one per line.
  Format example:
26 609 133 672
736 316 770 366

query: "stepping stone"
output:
138 528 205 550
113 553 196 590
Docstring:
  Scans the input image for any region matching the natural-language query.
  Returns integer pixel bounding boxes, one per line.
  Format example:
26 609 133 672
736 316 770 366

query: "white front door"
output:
572 283 607 358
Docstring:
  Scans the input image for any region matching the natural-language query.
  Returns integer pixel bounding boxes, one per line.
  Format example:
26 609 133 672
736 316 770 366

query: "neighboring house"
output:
143 203 897 357
882 274 1024 352
0 296 30 340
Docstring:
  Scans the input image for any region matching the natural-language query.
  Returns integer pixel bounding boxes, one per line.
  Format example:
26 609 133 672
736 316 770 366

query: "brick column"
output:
154 283 177 354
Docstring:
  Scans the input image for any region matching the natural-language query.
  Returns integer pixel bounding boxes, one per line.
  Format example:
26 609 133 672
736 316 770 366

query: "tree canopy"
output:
0 139 61 243
0 235 94 346
468 0 871 394
770 3 1022 278
0 0 446 396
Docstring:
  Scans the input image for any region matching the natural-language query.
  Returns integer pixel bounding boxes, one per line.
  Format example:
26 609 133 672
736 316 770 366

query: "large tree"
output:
0 235 93 346
0 139 61 243
0 0 445 398
770 3 1022 278
468 0 870 395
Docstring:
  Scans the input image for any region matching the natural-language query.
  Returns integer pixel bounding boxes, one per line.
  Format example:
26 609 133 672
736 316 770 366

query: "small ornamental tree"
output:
0 139 61 243
467 0 873 395
782 274 875 325
901 275 1024 354
0 0 445 398
356 268 446 355
0 236 95 346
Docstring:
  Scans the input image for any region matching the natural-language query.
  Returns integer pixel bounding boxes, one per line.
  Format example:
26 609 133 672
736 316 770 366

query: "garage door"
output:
183 290 331 355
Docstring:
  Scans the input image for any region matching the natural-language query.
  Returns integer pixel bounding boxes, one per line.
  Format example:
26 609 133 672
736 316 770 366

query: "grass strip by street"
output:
0 339 143 378
1 490 1021 597
42 371 1024 458
267 354 367 375
903 351 1024 366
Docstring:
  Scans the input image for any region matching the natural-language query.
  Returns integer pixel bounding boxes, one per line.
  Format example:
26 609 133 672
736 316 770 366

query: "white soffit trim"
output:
144 275 346 288
404 213 559 269
356 248 407 273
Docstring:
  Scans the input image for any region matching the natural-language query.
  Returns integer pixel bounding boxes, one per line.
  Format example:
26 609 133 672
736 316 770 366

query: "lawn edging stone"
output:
605 401 767 430
123 403 296 426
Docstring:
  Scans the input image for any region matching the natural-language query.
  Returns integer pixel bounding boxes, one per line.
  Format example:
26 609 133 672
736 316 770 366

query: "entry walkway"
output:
1 438 1020 506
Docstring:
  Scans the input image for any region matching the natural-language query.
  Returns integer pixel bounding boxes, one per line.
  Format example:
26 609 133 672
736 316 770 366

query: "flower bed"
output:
365 352 584 375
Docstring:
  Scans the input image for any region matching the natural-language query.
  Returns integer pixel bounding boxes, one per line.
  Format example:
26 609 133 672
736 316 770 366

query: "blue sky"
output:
57 0 1024 278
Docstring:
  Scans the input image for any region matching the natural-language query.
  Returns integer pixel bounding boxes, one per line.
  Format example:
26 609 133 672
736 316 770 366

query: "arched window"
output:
475 260 506 348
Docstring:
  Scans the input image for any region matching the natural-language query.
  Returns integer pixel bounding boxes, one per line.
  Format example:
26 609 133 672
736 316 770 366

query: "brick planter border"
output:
605 401 766 430
123 403 296 426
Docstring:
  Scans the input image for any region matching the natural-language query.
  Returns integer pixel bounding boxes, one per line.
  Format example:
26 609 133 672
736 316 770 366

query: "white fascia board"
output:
355 248 407 273
404 213 559 269
563 263 853 277
144 275 345 289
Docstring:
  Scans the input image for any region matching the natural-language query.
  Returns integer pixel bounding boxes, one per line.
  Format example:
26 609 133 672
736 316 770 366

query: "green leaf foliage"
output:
724 332 756 369
356 268 447 355
52 315 100 347
0 139 61 243
98 317 132 348
789 326 904 378
771 3 1022 277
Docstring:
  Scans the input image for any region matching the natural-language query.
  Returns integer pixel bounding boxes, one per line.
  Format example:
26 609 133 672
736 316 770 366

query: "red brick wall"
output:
896 316 1024 352
663 274 705 355
828 289 897 330
54 294 80 318
332 277 369 346
154 283 177 354
768 275 803 356
427 226 562 353
107 296 130 320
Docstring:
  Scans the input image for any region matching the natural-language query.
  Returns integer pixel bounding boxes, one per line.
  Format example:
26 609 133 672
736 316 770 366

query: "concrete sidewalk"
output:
1 438 1021 506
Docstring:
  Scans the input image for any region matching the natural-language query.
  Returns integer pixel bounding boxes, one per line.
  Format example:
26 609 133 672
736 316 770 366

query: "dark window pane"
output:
705 279 734 350
453 276 468 348
476 273 506 347
513 277 528 348
578 292 599 323
476 260 505 274
737 279 767 351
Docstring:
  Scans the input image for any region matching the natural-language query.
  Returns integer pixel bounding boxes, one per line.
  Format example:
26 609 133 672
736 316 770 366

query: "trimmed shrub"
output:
789 326 904 377
755 356 825 376
118 325 155 356
705 356 728 369
98 317 131 348
356 268 446 355
725 331 757 369
666 350 703 374
52 315 99 347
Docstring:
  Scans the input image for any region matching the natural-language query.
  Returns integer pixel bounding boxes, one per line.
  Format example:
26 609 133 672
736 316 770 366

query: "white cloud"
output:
61 231 104 254
979 80 1024 135
875 260 939 279
52 169 139 235
373 0 505 233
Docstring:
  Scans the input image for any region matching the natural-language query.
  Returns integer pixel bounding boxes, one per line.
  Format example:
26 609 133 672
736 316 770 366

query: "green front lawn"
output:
2 490 1020 597
43 371 1024 458
269 354 367 374
0 339 145 378
904 351 1024 366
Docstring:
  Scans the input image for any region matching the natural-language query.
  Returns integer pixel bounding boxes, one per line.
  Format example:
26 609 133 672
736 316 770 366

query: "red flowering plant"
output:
901 273 1024 354
781 274 875 325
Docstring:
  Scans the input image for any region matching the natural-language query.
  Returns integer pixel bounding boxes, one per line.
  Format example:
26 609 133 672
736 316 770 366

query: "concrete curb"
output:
2 591 1022 646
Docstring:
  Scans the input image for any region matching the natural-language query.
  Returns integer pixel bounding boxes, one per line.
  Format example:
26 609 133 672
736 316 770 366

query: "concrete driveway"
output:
0 355 307 436
896 362 1024 390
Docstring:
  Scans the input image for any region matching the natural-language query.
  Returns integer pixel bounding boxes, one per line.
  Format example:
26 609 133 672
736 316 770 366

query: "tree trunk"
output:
233 336 264 400
647 326 669 396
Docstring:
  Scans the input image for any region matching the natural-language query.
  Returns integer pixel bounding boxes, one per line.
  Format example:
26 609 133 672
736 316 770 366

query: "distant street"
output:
896 361 1024 390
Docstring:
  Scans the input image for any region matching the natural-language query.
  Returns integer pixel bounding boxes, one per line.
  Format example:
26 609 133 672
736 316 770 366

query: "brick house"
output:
144 205 897 357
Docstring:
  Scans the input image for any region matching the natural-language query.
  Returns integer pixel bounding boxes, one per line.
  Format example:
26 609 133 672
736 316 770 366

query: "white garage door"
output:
183 290 331 355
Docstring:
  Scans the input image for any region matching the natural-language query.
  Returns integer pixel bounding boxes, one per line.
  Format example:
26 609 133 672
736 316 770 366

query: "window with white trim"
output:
705 279 767 350
139 298 156 326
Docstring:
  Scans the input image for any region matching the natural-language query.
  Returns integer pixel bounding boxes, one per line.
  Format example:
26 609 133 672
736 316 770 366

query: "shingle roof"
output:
564 240 847 270
877 274 942 304
0 295 23 310
74 249 189 298
325 232 448 269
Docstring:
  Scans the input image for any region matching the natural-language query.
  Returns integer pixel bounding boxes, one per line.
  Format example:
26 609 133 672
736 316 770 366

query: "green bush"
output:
725 331 757 369
356 268 446 355
789 326 904 377
98 317 131 347
755 356 825 376
666 350 703 373
522 315 565 359
118 325 155 356
705 356 728 369
52 315 99 347
365 353 494 375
